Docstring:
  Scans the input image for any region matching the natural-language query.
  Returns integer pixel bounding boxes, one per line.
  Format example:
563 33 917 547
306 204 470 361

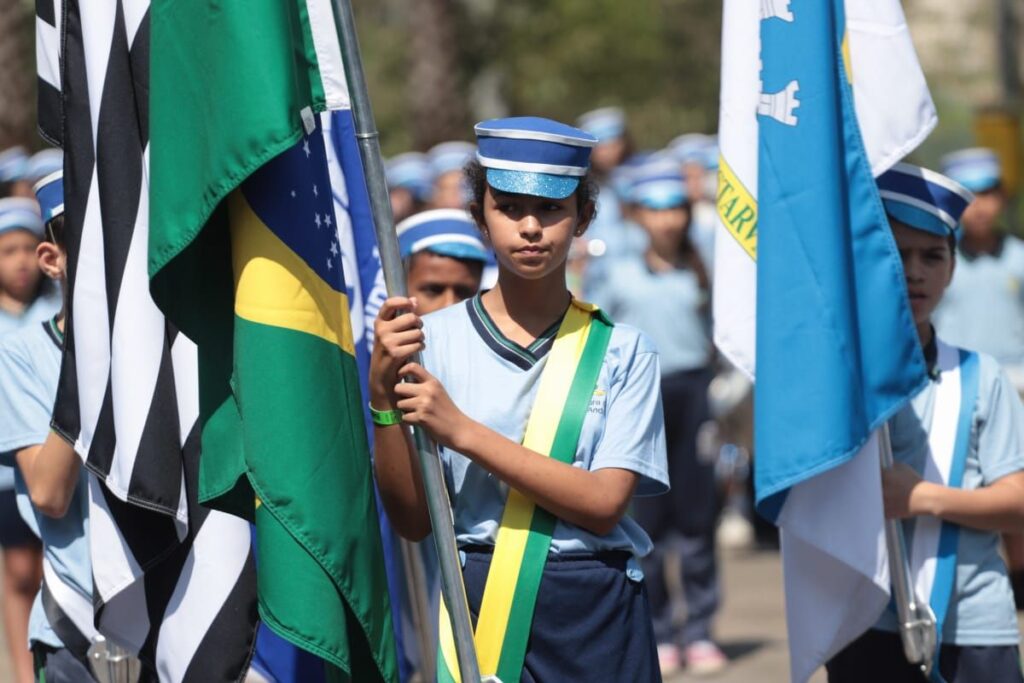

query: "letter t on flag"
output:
714 1 937 681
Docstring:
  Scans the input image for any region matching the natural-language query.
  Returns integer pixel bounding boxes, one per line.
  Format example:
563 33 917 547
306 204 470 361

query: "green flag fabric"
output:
148 2 396 681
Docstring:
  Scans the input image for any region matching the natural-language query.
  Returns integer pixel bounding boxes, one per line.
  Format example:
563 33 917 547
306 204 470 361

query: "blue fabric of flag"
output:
328 110 412 682
754 0 928 520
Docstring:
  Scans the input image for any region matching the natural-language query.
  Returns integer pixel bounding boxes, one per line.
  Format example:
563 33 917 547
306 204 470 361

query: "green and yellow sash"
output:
438 300 614 683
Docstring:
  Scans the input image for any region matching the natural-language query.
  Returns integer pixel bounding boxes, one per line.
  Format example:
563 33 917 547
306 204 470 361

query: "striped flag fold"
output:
48 0 258 679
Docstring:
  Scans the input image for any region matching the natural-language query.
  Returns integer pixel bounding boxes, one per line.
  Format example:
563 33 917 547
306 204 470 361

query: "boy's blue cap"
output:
0 197 44 238
668 133 718 170
0 147 29 183
474 116 597 200
576 107 626 143
428 141 475 177
940 147 1001 193
397 208 489 263
24 149 63 182
386 152 434 202
33 170 64 223
877 163 973 239
629 155 688 210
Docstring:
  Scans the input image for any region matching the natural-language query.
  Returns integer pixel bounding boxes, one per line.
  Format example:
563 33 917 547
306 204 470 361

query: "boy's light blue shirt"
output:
591 256 710 375
421 296 669 559
0 321 91 650
0 284 62 492
935 236 1024 368
877 346 1024 645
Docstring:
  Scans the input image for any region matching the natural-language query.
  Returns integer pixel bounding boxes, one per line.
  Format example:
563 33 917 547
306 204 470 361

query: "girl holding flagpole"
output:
370 117 669 683
826 164 1024 683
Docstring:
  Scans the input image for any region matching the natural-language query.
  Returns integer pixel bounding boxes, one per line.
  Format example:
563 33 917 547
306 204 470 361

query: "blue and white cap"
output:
24 149 63 182
628 155 688 210
0 197 44 238
428 141 476 177
940 147 1001 193
577 107 626 143
474 116 597 200
668 133 718 169
397 208 488 262
386 152 433 201
877 163 973 238
0 147 28 183
33 170 64 223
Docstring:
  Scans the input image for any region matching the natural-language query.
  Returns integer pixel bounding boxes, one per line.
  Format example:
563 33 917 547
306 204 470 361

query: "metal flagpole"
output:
878 422 937 676
328 1 483 681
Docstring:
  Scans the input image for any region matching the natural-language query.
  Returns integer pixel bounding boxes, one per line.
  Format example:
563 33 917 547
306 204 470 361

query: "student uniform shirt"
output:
0 320 91 650
420 295 669 558
876 347 1024 646
591 256 710 376
935 236 1024 370
0 284 62 492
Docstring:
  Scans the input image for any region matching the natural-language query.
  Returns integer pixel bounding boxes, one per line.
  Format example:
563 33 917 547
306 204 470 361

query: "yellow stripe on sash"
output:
473 301 594 677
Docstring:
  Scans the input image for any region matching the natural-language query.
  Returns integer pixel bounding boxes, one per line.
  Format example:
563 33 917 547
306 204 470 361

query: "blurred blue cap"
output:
629 155 688 209
940 147 1001 193
576 107 626 143
0 197 44 237
386 152 434 202
668 133 718 170
0 147 29 183
24 149 62 182
397 208 489 262
428 141 476 177
474 116 596 200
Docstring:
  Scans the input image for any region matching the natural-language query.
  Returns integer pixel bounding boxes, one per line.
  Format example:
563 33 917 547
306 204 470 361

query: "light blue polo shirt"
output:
0 284 62 492
421 295 669 558
0 320 91 650
935 236 1024 368
876 346 1024 645
590 256 710 375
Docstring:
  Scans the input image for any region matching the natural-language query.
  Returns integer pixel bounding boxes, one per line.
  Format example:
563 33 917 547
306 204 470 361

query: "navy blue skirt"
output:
461 547 661 683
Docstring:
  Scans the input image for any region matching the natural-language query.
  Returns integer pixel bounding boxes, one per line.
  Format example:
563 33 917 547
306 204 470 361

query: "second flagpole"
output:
328 1 483 681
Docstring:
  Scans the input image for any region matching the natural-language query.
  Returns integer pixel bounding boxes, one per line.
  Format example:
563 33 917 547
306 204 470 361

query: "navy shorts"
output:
32 644 96 683
461 547 661 683
0 488 39 549
826 628 1024 683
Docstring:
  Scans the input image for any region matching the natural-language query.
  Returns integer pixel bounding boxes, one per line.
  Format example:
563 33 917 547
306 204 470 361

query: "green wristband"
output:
369 402 403 426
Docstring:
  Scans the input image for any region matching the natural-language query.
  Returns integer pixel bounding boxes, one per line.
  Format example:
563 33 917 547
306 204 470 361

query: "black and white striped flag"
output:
36 0 62 146
48 0 258 679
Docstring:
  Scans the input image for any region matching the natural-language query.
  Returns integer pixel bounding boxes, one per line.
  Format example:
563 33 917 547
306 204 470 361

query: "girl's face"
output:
0 229 42 302
891 221 954 327
479 185 589 281
960 188 1005 240
634 204 689 255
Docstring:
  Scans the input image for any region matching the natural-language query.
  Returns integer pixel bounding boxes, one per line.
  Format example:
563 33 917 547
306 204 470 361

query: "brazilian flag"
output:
148 2 396 681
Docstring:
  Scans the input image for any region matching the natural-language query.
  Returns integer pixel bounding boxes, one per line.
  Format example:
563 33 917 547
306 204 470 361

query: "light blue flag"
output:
753 0 930 679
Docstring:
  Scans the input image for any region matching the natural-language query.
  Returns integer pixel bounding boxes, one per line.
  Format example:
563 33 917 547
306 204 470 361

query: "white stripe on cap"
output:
395 208 475 236
476 153 588 177
411 233 485 254
879 190 959 230
473 125 598 148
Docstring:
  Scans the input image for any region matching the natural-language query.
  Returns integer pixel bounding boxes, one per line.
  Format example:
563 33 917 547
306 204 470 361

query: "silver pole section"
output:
878 423 937 676
328 2 483 681
398 538 437 680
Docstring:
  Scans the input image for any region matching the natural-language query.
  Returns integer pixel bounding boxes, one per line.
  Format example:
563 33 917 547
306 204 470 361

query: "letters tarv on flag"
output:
714 1 937 681
148 2 397 680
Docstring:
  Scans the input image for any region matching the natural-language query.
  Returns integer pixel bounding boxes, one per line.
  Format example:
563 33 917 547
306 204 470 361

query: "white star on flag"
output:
290 190 296 198
303 140 311 158
330 241 338 257
326 258 333 270
325 215 332 227
312 184 318 197
315 213 322 228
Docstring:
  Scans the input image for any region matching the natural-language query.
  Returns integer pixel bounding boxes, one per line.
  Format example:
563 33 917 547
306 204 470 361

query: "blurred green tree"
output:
0 0 35 149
